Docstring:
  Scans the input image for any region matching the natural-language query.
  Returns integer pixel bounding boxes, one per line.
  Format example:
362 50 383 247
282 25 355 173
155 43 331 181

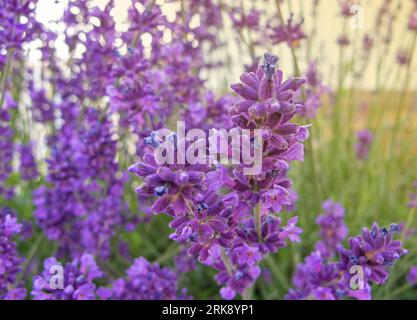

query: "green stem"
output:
16 235 44 283
0 50 14 109
255 201 262 242
220 248 234 275
390 33 417 153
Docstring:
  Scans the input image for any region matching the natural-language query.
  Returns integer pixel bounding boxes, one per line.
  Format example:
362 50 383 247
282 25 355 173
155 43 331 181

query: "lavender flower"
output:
19 143 38 181
355 130 373 161
129 148 210 216
269 15 306 48
288 222 407 300
31 253 103 300
97 257 190 300
34 108 129 259
129 53 308 299
300 61 329 119
0 0 43 66
286 251 342 300
338 223 407 286
315 200 348 257
0 94 16 199
408 266 417 286
0 207 26 300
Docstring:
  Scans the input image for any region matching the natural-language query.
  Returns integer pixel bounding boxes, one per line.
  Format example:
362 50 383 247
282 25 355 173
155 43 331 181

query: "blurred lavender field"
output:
1 0 417 300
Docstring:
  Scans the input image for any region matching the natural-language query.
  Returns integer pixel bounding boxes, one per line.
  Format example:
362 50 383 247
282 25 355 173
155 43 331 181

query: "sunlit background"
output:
32 0 417 91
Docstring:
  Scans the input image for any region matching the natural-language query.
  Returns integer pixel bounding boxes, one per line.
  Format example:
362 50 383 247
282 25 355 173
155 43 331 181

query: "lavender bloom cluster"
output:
130 53 308 299
287 200 407 300
0 0 415 301
31 253 103 300
19 143 38 181
98 257 190 300
315 200 348 258
0 207 26 300
300 61 330 119
269 14 306 48
0 95 17 199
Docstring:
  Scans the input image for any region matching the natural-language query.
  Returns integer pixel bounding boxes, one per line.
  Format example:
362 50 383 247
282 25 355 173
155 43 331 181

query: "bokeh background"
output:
1 0 417 300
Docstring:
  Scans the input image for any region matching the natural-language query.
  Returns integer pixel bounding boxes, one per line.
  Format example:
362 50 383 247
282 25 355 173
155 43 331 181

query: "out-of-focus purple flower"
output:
337 34 351 47
269 14 306 48
174 248 197 274
407 266 417 285
362 34 374 54
29 88 55 123
34 107 129 259
220 286 236 300
299 61 329 119
230 8 261 31
0 207 26 299
0 94 16 199
409 169 417 209
339 0 357 17
0 0 43 67
31 253 103 300
19 143 38 181
315 200 348 257
396 49 411 66
97 257 190 300
408 11 417 31
286 251 342 300
355 130 373 161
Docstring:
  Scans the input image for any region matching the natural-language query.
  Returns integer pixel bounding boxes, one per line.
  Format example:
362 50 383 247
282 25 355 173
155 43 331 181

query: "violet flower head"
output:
286 251 342 300
288 222 406 300
315 200 348 257
355 129 373 161
269 14 306 48
129 135 210 216
31 253 103 300
97 257 190 300
338 223 407 286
